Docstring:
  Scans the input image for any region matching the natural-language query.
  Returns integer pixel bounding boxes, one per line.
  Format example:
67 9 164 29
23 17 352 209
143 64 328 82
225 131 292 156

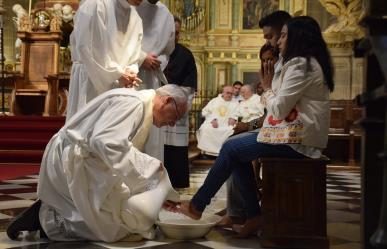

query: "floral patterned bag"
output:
257 107 304 144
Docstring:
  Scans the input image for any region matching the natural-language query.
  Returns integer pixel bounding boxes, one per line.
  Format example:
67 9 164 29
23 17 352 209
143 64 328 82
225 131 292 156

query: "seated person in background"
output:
7 85 188 242
166 16 335 238
232 81 244 102
238 84 265 123
196 85 239 156
233 44 278 135
256 82 264 96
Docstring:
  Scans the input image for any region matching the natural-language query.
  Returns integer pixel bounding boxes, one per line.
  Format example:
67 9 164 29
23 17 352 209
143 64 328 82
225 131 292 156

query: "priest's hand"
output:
233 122 249 135
211 119 219 128
163 200 179 213
261 59 274 90
142 53 161 70
118 72 142 88
228 118 237 126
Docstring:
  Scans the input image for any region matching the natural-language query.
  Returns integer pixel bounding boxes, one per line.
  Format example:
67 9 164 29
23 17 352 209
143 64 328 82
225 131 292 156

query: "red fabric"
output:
0 164 40 181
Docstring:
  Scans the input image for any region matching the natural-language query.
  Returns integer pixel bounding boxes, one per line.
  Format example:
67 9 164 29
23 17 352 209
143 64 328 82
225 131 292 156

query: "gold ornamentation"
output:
319 0 365 38
50 14 62 32
33 10 51 31
218 106 227 117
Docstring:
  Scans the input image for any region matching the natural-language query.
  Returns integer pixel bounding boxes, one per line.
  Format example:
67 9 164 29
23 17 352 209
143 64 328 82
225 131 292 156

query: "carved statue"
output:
12 4 31 60
49 3 63 32
62 4 75 23
319 0 365 38
12 4 29 30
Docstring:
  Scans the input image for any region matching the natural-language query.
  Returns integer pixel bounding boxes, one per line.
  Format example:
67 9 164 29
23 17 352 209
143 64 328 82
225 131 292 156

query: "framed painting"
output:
242 0 280 30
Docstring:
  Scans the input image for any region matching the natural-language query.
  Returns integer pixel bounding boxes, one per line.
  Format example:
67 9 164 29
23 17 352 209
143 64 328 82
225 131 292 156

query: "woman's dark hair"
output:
283 16 334 92
259 44 278 60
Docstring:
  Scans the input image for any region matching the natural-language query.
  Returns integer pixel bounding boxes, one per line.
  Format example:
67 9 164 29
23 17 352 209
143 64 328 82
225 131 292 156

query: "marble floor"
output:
0 162 361 249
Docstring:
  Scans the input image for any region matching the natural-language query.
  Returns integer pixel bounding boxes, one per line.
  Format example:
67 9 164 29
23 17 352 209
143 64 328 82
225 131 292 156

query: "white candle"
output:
28 0 32 17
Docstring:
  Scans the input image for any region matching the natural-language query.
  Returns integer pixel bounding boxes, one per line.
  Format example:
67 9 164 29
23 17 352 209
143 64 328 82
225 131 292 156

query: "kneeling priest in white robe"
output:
196 86 239 156
6 85 188 243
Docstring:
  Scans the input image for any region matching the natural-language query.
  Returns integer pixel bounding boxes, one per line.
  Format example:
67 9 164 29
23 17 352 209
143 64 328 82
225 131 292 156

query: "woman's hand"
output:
261 59 275 90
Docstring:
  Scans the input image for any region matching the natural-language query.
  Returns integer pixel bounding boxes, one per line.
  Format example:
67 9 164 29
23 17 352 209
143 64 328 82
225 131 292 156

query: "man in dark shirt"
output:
163 16 198 188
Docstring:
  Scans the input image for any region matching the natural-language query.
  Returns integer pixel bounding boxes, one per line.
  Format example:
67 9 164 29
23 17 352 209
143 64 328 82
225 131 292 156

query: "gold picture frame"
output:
240 0 280 31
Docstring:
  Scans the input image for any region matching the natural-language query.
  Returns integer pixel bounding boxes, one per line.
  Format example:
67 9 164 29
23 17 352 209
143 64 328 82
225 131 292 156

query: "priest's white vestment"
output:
196 95 239 155
135 0 175 162
66 0 143 121
238 94 265 122
38 88 176 242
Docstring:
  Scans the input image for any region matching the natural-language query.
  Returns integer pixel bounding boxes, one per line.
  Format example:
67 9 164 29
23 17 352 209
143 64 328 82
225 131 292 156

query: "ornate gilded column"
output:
231 63 238 83
208 0 215 31
206 62 215 95
232 0 239 30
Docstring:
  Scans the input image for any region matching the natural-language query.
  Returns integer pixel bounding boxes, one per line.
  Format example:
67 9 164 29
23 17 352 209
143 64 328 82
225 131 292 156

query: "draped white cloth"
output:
66 0 143 120
135 0 175 162
38 89 178 242
238 94 265 122
196 95 239 155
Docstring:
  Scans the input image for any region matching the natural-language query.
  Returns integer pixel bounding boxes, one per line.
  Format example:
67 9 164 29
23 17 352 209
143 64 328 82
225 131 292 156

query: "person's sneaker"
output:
7 200 43 240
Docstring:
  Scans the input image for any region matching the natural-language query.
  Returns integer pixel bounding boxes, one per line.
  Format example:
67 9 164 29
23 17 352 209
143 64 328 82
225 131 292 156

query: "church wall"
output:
167 0 365 100
3 0 365 101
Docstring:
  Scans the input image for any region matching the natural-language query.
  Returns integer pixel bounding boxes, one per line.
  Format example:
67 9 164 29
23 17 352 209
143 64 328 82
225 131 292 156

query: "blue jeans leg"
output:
191 132 305 218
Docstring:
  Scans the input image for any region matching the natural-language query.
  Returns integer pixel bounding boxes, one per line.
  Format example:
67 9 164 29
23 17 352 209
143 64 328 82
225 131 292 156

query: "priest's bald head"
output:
153 84 188 128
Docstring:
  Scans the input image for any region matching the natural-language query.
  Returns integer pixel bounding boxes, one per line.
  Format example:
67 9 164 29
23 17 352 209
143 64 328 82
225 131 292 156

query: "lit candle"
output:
28 0 32 17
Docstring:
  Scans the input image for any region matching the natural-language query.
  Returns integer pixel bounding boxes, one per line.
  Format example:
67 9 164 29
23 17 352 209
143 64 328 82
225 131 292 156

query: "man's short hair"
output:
174 16 181 25
232 81 243 87
258 11 291 32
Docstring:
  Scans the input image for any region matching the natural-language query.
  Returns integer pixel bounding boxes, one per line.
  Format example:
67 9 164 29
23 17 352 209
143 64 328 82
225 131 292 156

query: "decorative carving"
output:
12 4 31 32
50 13 62 32
319 0 365 38
33 10 51 31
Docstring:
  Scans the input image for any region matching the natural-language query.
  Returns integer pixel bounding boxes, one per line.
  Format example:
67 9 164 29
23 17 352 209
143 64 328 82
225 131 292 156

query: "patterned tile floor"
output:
0 164 361 249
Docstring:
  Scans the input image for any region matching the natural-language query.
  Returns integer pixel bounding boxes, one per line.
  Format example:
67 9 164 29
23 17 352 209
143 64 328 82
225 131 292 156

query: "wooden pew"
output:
258 157 329 249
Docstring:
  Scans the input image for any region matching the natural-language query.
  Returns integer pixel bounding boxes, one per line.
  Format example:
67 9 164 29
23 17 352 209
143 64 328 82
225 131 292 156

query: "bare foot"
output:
217 215 245 228
217 215 233 228
177 201 202 220
233 215 262 238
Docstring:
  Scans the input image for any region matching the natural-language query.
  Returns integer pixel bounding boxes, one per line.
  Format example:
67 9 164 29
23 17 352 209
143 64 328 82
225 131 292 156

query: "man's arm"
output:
233 113 266 135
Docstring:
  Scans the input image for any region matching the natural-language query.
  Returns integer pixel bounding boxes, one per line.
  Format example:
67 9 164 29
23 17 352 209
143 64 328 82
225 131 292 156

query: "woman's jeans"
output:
191 131 305 219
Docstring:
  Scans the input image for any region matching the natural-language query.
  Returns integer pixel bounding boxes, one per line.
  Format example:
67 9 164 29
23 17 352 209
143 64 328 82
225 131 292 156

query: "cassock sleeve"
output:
202 98 217 121
73 3 124 94
89 96 161 189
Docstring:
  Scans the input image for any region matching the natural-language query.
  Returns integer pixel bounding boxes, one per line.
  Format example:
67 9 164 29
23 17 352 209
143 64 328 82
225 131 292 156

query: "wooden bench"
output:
258 157 329 249
325 100 363 165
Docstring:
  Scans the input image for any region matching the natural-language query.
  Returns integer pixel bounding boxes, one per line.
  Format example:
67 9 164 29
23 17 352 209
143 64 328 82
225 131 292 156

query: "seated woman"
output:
165 16 334 237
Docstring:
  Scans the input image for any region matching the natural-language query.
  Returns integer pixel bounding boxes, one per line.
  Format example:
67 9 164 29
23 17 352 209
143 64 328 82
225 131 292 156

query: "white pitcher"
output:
121 171 180 232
